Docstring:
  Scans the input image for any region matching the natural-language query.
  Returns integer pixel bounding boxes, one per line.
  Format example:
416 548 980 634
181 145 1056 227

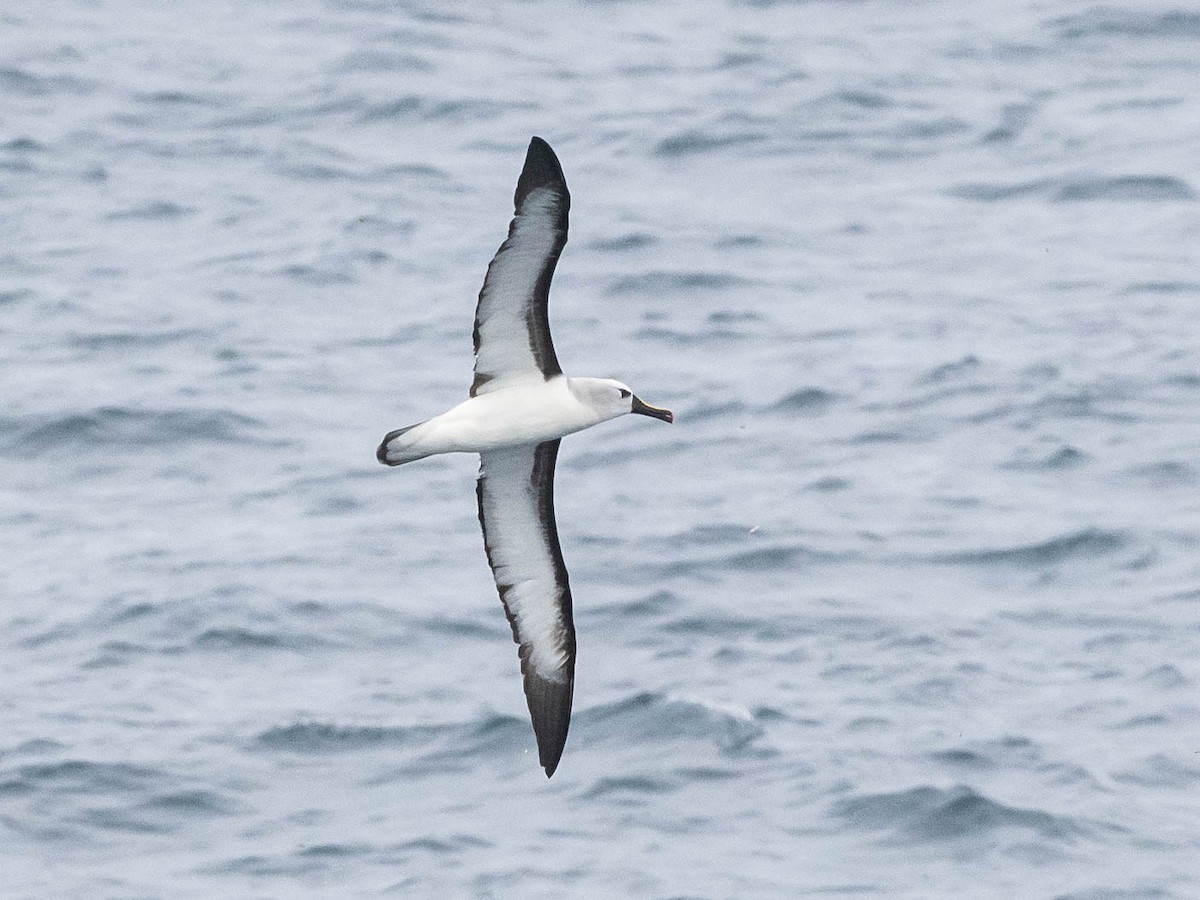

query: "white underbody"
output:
382 375 616 464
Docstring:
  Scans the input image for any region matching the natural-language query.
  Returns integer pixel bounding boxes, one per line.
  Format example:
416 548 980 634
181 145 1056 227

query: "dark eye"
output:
618 388 631 399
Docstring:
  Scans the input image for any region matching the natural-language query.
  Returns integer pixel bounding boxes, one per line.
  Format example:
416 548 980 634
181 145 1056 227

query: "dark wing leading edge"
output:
471 137 570 397
476 440 575 777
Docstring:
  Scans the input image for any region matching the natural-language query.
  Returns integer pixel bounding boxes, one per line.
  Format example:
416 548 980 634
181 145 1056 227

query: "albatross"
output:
376 137 673 777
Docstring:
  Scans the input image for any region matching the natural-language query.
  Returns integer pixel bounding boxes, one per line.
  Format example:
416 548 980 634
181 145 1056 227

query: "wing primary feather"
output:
515 136 569 211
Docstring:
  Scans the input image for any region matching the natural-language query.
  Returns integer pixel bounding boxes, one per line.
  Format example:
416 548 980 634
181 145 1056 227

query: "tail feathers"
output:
376 422 428 466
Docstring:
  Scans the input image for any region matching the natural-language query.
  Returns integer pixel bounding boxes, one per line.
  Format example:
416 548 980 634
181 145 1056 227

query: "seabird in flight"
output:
376 137 673 777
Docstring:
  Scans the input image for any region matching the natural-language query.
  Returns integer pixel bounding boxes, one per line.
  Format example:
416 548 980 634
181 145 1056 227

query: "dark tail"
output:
376 422 426 466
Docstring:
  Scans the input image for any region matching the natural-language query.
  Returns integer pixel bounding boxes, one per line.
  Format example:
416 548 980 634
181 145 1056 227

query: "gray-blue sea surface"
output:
3 1 1200 897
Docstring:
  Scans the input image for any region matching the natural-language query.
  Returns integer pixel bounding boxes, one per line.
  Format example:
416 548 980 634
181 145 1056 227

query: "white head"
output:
570 377 674 425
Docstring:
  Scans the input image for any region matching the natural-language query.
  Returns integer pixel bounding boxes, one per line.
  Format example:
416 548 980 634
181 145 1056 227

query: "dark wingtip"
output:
377 423 420 466
515 136 569 209
525 668 573 778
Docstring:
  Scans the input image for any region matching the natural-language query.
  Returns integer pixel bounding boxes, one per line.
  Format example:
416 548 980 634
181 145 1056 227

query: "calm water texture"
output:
3 1 1200 897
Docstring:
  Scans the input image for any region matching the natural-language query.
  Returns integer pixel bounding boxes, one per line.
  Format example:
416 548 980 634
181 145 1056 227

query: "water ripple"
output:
933 527 1126 567
257 722 420 754
832 784 1081 844
2 407 265 454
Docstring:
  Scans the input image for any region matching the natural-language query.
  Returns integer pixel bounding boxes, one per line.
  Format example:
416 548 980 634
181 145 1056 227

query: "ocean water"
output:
3 0 1200 896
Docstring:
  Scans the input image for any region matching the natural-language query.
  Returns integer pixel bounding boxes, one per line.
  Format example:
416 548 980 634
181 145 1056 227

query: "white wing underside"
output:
471 137 569 397
476 440 575 776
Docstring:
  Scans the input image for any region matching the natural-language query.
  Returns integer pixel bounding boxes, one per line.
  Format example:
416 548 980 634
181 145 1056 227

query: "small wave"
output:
1052 888 1173 900
930 748 993 770
257 722 418 754
297 841 374 858
1029 388 1137 423
1052 9 1200 41
716 50 764 70
833 89 893 110
609 270 751 296
2 760 166 797
267 142 360 182
580 775 676 800
1053 175 1195 202
0 288 33 305
66 595 351 660
929 735 1045 775
192 627 297 651
1114 753 1200 788
204 854 325 877
635 325 751 346
654 129 766 157
2 136 45 152
663 612 779 639
357 95 526 124
427 98 525 123
69 327 208 350
358 95 423 122
840 430 909 445
980 100 1040 145
3 407 264 455
662 523 760 547
334 49 434 75
0 66 93 97
919 355 982 384
714 233 766 249
587 232 658 253
949 177 1047 202
804 475 851 492
135 89 224 107
772 387 838 413
683 400 746 422
576 691 764 756
707 309 764 324
1137 664 1189 689
589 590 683 621
260 711 533 776
948 174 1196 202
390 834 492 855
891 116 970 142
725 544 815 571
82 639 150 670
679 766 741 784
656 540 840 578
280 262 356 286
78 807 168 835
832 784 1078 843
1001 610 1163 636
1121 280 1200 296
1127 460 1196 486
365 713 531 780
411 615 496 639
1112 713 1170 730
0 156 34 174
1 137 41 175
9 739 67 757
934 527 1125 566
137 789 241 819
1002 444 1089 470
103 201 195 221
344 214 420 241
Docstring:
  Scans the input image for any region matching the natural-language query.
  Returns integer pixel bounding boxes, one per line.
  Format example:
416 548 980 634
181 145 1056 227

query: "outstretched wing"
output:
476 440 575 777
471 137 569 397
